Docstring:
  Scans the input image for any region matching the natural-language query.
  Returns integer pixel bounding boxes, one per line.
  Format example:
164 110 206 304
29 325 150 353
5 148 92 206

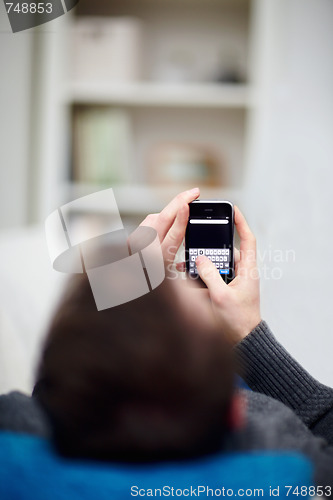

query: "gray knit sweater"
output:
234 320 333 486
1 320 333 485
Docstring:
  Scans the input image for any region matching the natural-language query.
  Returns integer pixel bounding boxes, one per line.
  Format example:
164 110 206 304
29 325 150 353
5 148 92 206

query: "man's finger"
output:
139 213 159 229
176 262 186 272
157 187 200 241
196 255 227 296
234 247 240 265
162 203 189 263
234 206 256 268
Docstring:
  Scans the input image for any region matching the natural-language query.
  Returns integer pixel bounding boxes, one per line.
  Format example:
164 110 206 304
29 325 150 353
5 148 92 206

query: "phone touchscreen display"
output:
185 202 234 282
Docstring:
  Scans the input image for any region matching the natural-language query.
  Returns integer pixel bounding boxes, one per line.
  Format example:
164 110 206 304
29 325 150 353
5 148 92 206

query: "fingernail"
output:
189 187 200 195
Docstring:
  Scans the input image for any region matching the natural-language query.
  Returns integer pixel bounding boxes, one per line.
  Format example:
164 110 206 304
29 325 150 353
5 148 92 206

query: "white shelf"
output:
64 183 243 215
64 82 252 109
34 0 255 222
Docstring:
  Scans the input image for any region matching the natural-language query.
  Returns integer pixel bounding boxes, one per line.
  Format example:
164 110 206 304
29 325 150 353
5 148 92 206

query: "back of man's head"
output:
35 271 235 462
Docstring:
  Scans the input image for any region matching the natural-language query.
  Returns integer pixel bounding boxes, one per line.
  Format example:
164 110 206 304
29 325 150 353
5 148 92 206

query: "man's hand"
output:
196 206 261 346
140 188 200 266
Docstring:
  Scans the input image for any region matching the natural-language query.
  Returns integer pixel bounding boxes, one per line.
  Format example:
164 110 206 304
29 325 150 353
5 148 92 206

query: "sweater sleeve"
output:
0 391 49 437
234 320 333 443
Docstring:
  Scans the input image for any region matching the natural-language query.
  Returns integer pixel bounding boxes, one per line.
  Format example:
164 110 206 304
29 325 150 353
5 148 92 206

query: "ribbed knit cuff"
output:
234 320 333 427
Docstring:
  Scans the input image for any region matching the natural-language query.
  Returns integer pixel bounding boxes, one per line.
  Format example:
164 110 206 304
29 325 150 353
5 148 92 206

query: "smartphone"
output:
185 200 234 284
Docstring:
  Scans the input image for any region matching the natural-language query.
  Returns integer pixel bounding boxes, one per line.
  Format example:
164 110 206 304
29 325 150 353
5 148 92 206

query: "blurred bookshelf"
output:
33 0 257 223
64 183 243 215
65 82 252 108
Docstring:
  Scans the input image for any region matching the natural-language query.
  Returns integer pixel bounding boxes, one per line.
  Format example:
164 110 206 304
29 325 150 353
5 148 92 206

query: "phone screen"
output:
185 200 234 283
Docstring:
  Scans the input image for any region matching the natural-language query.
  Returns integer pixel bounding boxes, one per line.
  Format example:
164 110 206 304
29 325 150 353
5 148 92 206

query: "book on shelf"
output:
72 107 132 186
147 142 224 188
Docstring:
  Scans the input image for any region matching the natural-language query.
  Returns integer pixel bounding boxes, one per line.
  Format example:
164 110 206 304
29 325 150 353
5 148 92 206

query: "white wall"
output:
0 4 33 228
246 0 333 385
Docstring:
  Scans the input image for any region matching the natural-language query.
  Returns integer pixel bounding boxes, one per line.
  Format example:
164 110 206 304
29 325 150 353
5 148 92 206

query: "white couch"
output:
0 225 66 394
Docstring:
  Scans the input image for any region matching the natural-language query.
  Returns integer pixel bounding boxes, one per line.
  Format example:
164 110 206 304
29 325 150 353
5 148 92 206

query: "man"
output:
1 188 333 487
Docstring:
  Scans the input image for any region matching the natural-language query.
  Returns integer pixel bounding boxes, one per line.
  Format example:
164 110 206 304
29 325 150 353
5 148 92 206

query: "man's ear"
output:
226 393 246 430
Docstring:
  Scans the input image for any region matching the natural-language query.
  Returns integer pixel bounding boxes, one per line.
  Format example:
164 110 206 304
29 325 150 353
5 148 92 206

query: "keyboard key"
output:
188 249 232 273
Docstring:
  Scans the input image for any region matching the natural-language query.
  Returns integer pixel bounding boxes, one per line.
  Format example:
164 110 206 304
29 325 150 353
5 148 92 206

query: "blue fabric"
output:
0 431 312 500
237 376 251 390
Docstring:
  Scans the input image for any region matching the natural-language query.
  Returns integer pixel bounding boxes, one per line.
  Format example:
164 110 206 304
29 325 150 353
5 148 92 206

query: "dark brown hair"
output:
35 272 234 462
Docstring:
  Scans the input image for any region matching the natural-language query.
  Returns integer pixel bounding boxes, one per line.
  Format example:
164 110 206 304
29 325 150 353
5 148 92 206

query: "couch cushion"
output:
0 431 312 500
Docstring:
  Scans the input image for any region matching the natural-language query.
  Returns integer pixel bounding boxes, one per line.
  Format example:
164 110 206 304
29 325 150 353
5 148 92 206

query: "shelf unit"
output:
64 82 252 108
33 0 257 224
64 183 243 215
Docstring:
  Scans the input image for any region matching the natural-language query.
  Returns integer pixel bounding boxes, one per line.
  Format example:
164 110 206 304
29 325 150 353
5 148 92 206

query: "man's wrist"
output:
234 316 263 346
